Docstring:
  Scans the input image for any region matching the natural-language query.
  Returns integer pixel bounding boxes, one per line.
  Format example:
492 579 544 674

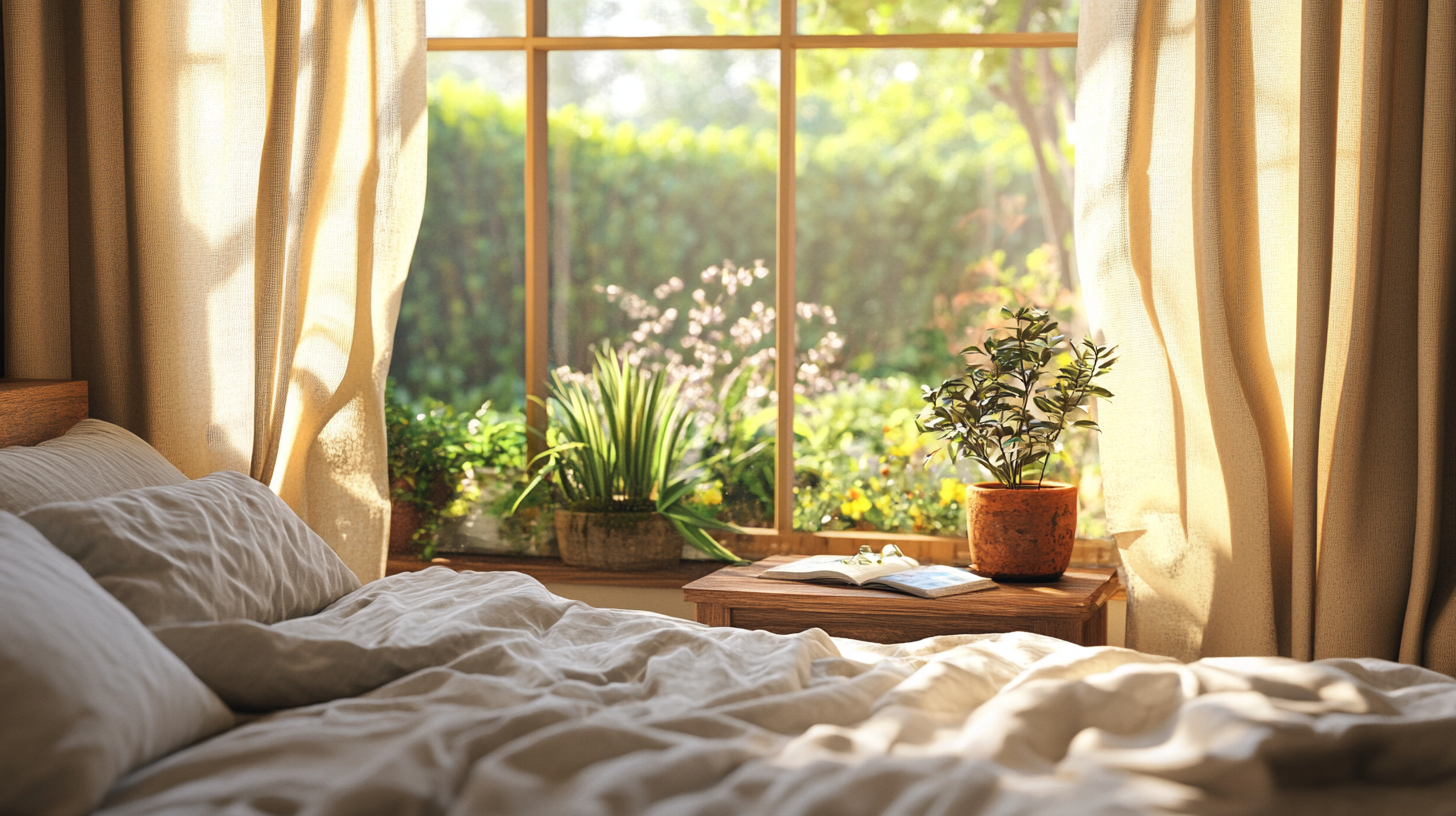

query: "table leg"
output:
1080 604 1109 647
696 603 731 627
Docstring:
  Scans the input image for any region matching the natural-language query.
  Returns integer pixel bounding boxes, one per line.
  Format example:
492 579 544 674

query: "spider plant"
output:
919 306 1117 488
512 347 747 564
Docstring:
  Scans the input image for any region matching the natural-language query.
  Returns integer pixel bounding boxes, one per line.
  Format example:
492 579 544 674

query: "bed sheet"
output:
100 568 1456 816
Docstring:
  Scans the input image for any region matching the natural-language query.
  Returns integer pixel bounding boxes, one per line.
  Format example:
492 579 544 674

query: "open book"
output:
758 553 996 599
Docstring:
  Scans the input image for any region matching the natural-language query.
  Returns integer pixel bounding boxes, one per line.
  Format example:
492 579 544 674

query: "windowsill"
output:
385 536 1122 596
385 552 724 589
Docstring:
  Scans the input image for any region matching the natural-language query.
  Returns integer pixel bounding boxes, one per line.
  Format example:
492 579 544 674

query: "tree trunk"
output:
994 60 1076 296
992 3 1078 298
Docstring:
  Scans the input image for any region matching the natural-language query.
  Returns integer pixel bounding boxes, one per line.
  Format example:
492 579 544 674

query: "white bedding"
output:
99 569 1456 816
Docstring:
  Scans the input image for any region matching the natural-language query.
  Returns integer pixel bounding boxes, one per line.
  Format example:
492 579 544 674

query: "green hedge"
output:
391 76 1048 409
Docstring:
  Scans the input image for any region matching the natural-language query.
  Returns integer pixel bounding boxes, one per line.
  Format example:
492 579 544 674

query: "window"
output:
395 0 1095 563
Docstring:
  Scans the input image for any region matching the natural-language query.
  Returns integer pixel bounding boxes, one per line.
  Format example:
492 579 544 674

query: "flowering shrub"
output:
585 259 850 527
589 259 848 408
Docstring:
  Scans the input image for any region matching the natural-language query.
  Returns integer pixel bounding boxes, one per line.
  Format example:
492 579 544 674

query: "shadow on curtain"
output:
1 0 427 582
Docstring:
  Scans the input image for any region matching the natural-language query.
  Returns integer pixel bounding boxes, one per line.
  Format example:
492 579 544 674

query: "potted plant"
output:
385 381 527 560
919 306 1115 581
513 347 747 570
430 411 560 558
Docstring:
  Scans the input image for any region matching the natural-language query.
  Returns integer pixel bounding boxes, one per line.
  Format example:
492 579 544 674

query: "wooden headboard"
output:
0 379 89 447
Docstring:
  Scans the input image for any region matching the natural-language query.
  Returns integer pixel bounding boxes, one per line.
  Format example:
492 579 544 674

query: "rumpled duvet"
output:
101 568 1456 815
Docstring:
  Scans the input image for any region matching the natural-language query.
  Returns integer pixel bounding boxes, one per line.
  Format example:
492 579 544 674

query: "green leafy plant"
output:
386 379 527 558
919 306 1116 488
696 364 777 526
514 348 747 563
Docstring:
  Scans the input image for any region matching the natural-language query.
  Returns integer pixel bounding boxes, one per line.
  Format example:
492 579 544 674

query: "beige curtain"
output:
1078 0 1456 671
3 1 427 582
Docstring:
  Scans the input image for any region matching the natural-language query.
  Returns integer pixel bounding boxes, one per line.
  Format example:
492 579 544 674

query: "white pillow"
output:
0 418 188 513
22 469 362 627
0 512 233 816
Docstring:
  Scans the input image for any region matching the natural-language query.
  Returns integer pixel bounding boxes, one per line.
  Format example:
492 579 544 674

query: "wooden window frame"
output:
426 1 1078 562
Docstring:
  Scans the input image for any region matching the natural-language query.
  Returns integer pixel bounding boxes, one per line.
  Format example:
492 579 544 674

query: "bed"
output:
2 380 1455 816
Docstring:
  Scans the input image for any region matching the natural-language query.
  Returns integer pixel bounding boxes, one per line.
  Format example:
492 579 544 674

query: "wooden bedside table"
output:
683 555 1119 646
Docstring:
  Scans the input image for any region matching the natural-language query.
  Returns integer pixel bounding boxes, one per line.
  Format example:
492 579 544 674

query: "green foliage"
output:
795 471 968 536
391 74 1058 406
695 365 777 526
385 379 527 558
391 83 527 409
919 306 1115 487
790 376 965 535
515 348 748 563
791 0 1076 35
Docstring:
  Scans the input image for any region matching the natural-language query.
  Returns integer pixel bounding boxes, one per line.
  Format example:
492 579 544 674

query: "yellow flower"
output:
938 478 966 507
840 494 872 520
874 495 892 513
693 484 723 506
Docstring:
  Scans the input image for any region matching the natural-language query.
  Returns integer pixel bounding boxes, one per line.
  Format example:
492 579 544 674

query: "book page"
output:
758 554 919 585
868 566 993 598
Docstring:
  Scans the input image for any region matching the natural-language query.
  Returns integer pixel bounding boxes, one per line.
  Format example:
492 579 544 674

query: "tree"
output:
705 0 1080 295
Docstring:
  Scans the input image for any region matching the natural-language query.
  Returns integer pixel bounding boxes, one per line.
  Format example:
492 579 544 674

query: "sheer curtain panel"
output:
1078 0 1456 671
2 1 427 581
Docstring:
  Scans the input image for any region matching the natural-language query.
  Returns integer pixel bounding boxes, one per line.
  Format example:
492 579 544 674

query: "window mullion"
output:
774 0 797 537
524 0 550 463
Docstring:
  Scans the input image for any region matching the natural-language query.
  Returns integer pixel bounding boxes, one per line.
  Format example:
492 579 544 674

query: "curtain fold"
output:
2 0 426 582
1079 0 1456 672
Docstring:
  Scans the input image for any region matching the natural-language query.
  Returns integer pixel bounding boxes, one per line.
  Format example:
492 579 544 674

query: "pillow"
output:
0 512 233 816
0 418 188 513
22 469 362 627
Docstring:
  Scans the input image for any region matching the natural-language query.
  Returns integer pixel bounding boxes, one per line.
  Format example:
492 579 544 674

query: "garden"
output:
388 245 1104 559
388 0 1100 558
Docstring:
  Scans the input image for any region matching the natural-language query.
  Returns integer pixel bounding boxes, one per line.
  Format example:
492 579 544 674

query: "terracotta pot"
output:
965 480 1077 581
388 499 426 556
389 479 453 557
555 509 682 571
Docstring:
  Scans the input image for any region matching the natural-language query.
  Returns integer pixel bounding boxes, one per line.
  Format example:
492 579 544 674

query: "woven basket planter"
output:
554 509 682 571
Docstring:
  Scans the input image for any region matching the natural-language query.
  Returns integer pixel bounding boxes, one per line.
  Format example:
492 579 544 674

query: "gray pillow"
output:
0 418 188 513
23 470 362 627
0 512 233 816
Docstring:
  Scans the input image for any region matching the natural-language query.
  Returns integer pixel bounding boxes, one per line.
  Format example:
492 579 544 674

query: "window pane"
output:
551 0 780 36
793 47 1104 546
394 51 525 412
549 50 780 528
799 0 1077 35
427 0 525 37
394 51 539 556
